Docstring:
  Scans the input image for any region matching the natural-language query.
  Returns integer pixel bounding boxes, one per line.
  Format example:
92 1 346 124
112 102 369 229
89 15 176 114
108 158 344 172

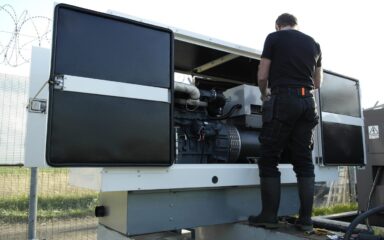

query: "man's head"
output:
275 13 298 31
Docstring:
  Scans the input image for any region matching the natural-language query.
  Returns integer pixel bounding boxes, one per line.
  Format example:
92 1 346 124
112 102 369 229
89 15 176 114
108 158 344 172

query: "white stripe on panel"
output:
62 75 170 103
322 112 363 126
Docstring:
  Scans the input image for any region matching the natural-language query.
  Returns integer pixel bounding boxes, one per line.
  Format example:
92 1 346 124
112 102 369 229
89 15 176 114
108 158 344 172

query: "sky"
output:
1 0 383 108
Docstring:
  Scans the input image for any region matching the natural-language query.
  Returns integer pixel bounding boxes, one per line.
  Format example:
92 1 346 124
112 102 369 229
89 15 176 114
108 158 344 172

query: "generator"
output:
24 4 366 239
357 106 384 227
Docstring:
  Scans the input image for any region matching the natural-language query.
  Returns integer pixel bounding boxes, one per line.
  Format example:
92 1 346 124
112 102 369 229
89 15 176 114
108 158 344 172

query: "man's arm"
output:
314 66 323 89
258 58 271 100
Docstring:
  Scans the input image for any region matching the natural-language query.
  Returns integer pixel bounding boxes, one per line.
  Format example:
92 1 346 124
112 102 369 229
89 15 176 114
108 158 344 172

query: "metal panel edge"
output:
92 164 336 192
324 69 360 83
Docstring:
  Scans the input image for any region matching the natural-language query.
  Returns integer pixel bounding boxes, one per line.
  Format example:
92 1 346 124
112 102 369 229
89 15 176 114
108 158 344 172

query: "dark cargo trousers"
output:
258 90 319 178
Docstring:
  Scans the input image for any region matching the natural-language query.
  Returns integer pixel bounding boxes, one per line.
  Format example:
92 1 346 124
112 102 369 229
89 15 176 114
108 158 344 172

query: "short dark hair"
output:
275 13 298 27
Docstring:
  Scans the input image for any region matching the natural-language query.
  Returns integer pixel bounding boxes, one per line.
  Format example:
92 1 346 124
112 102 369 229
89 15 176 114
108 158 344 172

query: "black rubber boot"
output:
248 177 281 229
295 177 315 232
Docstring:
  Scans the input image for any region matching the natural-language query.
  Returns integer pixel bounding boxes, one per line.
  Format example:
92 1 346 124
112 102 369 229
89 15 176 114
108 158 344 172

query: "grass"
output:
0 167 95 197
374 228 384 237
0 167 98 224
0 194 98 223
0 167 67 175
313 202 358 216
0 166 29 175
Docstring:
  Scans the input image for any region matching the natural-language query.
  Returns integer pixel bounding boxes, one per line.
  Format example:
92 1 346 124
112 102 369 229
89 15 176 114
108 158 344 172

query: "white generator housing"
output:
24 4 365 238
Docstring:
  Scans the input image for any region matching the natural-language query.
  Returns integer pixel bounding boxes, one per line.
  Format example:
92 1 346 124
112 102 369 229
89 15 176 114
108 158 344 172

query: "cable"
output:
208 104 242 120
26 80 49 110
196 125 206 163
344 205 384 240
31 81 49 100
365 166 383 232
200 139 205 164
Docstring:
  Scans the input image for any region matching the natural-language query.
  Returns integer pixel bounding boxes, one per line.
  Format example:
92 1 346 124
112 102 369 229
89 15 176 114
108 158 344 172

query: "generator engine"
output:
174 81 262 164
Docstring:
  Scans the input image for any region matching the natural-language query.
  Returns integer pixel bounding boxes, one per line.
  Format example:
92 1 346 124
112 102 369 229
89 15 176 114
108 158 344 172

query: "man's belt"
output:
271 87 314 97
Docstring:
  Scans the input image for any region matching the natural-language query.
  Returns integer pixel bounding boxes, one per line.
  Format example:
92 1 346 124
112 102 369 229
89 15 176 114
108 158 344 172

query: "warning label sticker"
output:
368 125 379 139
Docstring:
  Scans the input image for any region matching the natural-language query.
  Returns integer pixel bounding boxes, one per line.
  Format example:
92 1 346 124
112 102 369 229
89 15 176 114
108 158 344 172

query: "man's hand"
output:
258 58 271 102
261 88 271 102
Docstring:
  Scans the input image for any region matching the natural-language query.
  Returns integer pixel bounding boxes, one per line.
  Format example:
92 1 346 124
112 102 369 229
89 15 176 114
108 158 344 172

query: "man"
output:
248 13 323 231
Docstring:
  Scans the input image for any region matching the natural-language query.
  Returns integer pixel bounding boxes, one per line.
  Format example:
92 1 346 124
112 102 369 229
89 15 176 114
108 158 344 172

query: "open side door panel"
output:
319 71 364 166
47 4 174 166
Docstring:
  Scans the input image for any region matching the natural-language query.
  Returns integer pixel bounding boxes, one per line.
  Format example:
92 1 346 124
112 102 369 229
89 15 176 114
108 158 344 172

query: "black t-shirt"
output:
261 29 322 89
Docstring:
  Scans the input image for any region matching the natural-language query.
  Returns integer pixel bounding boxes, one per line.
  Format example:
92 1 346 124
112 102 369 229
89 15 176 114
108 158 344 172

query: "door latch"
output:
28 98 47 114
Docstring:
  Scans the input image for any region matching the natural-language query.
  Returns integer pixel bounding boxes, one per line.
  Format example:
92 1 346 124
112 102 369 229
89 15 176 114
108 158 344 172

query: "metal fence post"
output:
28 167 38 240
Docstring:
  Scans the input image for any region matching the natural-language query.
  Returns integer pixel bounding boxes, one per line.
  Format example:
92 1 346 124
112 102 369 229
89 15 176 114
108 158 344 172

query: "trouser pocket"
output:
259 120 283 144
304 97 319 126
262 95 275 123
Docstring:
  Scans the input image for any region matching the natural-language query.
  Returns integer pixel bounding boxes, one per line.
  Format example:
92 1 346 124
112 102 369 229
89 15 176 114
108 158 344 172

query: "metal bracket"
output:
193 54 239 73
28 98 47 114
53 75 65 90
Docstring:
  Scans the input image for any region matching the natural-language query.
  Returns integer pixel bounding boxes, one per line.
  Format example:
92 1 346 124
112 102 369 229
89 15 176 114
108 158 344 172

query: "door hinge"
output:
53 75 65 90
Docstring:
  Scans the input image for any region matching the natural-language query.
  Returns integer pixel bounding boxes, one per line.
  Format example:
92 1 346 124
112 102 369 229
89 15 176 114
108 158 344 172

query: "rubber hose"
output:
344 205 384 240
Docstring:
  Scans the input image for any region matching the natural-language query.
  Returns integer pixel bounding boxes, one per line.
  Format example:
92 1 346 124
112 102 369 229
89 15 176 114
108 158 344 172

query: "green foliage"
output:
313 203 358 216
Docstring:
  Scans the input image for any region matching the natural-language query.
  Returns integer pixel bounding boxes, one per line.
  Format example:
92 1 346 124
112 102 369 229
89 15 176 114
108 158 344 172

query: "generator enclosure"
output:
357 107 384 227
24 4 366 237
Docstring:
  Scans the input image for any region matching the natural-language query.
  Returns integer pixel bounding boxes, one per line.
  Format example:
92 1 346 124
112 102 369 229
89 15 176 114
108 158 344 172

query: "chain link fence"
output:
0 167 98 240
0 73 98 239
0 73 27 165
